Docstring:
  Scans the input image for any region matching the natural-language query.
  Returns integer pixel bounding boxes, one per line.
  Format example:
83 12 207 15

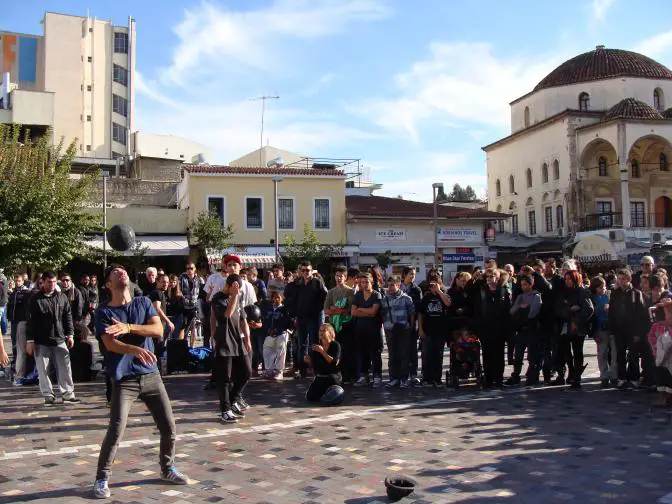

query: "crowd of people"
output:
1 253 672 499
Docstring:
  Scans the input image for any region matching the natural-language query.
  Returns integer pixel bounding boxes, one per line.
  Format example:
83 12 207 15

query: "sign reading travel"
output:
376 228 407 241
438 226 481 243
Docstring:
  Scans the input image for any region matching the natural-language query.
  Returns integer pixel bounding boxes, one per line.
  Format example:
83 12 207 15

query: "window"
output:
86 114 91 122
113 64 128 86
598 156 608 177
631 160 641 178
544 206 553 232
528 210 537 235
207 197 225 226
111 151 124 159
495 179 501 197
497 219 504 233
511 214 519 234
596 200 613 228
245 197 263 229
661 153 669 172
113 94 128 117
579 92 590 111
526 168 532 188
654 88 664 112
112 122 127 145
524 106 530 127
278 198 294 230
553 159 560 180
87 85 92 91
87 56 92 62
86 145 91 152
314 198 331 230
542 163 549 183
631 201 645 227
556 205 564 230
509 175 515 194
114 32 128 54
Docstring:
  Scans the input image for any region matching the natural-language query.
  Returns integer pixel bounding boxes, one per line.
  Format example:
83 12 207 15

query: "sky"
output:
5 0 672 201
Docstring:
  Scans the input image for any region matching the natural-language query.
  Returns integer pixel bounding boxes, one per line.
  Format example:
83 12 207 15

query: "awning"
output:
358 244 435 254
85 235 189 256
208 254 276 267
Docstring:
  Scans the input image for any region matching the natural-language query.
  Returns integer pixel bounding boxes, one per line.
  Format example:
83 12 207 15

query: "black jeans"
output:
306 374 342 402
385 326 410 381
480 333 505 386
565 334 586 382
96 372 176 481
295 316 322 377
513 327 539 378
422 332 446 383
336 321 357 381
201 301 211 349
356 327 383 378
616 332 655 383
215 354 252 412
251 330 266 371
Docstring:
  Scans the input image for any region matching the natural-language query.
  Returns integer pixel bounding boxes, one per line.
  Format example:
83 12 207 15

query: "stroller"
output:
447 329 482 388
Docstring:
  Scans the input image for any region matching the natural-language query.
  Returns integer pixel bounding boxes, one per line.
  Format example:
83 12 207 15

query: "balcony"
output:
580 212 672 232
0 89 54 127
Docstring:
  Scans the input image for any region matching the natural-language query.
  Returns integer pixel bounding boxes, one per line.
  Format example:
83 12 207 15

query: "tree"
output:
442 183 478 202
374 249 398 275
282 223 344 276
0 125 101 271
188 211 234 266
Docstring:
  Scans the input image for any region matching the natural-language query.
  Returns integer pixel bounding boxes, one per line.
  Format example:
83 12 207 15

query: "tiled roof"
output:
183 164 345 176
346 195 507 219
534 47 672 92
604 98 664 120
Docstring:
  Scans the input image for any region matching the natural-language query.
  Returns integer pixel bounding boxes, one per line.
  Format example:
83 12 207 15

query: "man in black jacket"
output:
61 273 85 323
8 273 31 382
293 261 327 378
26 271 79 406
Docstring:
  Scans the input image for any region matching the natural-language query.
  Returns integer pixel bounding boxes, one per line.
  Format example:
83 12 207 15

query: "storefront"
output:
437 225 488 284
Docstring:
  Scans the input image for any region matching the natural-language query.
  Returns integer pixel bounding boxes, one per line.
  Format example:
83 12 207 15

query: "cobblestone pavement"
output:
1 339 672 504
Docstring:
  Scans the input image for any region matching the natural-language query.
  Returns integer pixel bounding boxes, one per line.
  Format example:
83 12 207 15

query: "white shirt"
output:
205 273 226 302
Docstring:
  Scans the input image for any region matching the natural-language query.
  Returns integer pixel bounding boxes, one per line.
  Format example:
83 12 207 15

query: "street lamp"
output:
432 182 444 270
102 170 110 271
272 176 283 263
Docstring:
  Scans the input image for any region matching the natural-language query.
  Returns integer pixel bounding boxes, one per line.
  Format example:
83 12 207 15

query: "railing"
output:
580 212 672 231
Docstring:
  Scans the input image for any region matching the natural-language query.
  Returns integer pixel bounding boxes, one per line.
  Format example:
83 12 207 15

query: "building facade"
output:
0 11 135 159
485 46 672 246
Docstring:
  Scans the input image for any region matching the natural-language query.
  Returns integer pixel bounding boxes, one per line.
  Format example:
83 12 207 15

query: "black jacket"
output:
555 286 594 337
8 285 30 323
608 286 649 337
26 290 74 346
294 276 328 318
0 280 7 307
63 287 85 323
473 284 511 337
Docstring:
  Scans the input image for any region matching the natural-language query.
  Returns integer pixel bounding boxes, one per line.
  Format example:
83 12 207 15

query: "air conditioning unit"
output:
609 230 625 242
652 232 664 244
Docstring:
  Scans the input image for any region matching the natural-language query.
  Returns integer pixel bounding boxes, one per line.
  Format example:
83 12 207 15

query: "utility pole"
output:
250 95 279 167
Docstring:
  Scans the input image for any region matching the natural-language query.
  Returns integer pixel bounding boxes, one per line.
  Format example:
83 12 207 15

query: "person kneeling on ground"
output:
305 323 343 403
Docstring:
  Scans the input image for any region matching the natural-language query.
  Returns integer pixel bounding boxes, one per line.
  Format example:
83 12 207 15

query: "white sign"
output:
437 226 481 243
573 235 617 262
376 228 407 241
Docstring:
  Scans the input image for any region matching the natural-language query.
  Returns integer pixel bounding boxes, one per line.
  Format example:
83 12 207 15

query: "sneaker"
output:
385 379 400 389
92 479 110 499
372 376 383 388
273 372 283 381
551 376 566 386
504 375 520 386
63 395 81 404
409 376 422 387
221 410 238 424
44 396 56 407
231 402 246 418
354 377 367 387
162 467 189 485
400 379 409 389
12 379 24 387
618 380 633 390
238 397 250 410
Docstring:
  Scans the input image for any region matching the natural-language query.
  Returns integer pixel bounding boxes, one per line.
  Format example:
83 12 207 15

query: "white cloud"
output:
351 42 569 138
591 0 616 22
135 71 182 109
163 0 391 85
635 31 672 58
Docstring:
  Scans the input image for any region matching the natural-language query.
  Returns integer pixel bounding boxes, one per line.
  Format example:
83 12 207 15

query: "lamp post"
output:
272 176 283 263
102 171 110 271
432 182 444 270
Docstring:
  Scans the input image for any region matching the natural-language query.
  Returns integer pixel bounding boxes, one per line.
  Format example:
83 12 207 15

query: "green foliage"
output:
374 249 398 272
0 125 101 271
282 223 343 274
438 183 478 202
188 210 234 258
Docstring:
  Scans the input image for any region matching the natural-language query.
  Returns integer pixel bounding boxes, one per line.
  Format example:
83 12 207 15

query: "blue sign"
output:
443 253 476 264
627 253 644 266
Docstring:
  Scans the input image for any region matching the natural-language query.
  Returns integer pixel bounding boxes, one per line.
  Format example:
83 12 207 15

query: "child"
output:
305 323 342 402
262 290 292 380
590 276 617 388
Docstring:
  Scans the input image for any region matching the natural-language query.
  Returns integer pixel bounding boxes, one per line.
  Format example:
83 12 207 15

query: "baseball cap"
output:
223 254 242 266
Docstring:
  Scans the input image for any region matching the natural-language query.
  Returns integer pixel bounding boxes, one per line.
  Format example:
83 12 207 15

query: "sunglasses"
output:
186 267 195 270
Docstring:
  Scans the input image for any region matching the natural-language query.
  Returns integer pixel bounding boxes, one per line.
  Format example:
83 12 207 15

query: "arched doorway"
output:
655 196 672 227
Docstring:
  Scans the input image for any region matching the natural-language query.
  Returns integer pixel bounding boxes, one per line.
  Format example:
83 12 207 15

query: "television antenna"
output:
250 95 279 167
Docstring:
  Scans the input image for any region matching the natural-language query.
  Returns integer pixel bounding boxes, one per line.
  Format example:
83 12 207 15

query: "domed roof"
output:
604 98 663 120
534 46 672 92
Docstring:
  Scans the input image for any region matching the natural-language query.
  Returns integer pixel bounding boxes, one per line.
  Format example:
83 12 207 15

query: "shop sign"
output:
438 226 481 243
376 228 407 241
455 247 473 253
573 235 617 263
443 253 476 264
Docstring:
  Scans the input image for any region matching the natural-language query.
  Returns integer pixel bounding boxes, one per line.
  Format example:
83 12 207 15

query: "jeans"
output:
295 315 322 377
0 306 6 336
201 301 211 349
96 372 176 481
565 334 586 383
595 330 617 380
336 321 357 381
306 375 341 402
480 332 505 386
215 354 252 412
251 330 266 371
616 331 655 384
356 326 383 379
512 327 539 379
12 321 27 379
385 325 410 381
34 343 75 398
422 332 446 383
168 315 183 340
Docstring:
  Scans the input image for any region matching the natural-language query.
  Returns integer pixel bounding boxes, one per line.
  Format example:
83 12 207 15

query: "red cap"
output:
222 254 242 266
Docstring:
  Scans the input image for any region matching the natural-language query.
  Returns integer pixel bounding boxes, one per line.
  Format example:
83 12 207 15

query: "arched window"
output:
509 175 515 194
661 153 669 172
631 160 641 178
556 205 564 230
526 168 532 188
524 106 530 127
541 163 549 183
495 179 501 197
579 92 590 111
553 159 560 180
598 156 608 177
654 88 665 112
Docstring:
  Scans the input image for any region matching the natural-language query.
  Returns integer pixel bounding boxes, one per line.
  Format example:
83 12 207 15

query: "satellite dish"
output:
266 156 284 168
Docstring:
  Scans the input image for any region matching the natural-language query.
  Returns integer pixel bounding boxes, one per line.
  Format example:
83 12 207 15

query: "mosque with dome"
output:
485 45 672 248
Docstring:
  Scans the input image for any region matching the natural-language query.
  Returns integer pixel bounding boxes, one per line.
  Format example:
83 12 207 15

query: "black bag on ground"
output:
167 339 189 374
